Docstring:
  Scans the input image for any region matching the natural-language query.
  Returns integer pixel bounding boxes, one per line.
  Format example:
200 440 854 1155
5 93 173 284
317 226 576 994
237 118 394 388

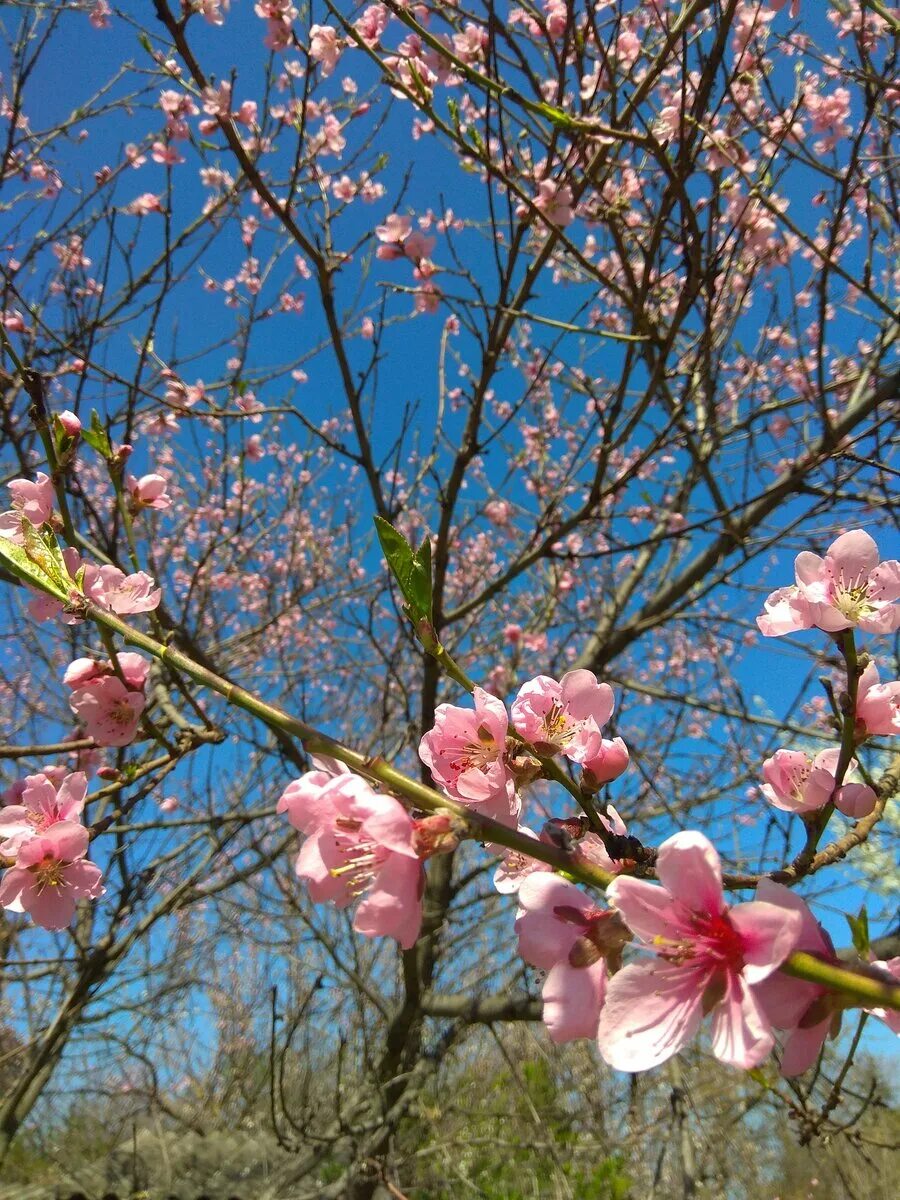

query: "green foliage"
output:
846 906 870 957
397 1052 633 1199
0 521 70 601
374 516 433 626
80 408 112 458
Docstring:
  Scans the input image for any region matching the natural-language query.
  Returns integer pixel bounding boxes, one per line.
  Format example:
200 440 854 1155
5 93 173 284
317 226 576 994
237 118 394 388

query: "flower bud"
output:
412 812 462 858
58 410 82 437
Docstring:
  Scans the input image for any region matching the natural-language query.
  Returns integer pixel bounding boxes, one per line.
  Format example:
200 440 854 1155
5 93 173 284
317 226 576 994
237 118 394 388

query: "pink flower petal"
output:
605 875 691 942
356 797 418 858
354 855 422 948
0 865 28 909
729 900 802 984
295 829 346 905
597 960 706 1072
868 559 900 603
541 959 607 1043
655 831 724 919
779 1019 831 1076
41 820 89 861
560 670 614 728
64 859 105 898
708 974 775 1068
826 529 879 581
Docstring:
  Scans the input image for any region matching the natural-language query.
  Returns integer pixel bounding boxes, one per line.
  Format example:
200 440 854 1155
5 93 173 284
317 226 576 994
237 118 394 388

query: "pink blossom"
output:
0 771 87 856
22 546 159 625
69 676 146 747
419 687 517 822
754 880 838 1076
544 2 568 41
855 661 900 737
760 748 841 814
484 499 513 527
616 26 641 71
833 781 878 818
532 179 574 227
21 546 97 623
759 531 900 637
202 81 232 117
756 585 814 637
124 193 163 216
0 822 104 930
126 473 172 511
516 874 628 1043
3 765 68 804
198 0 229 25
95 565 161 614
64 653 150 693
375 213 411 258
278 765 423 948
151 141 183 166
769 0 800 16
413 281 442 314
125 143 146 169
309 24 341 75
492 826 547 893
796 531 900 634
2 309 26 332
404 230 435 261
597 832 802 1071
0 472 55 542
760 747 876 819
88 0 112 29
511 670 614 762
354 4 388 48
234 100 258 126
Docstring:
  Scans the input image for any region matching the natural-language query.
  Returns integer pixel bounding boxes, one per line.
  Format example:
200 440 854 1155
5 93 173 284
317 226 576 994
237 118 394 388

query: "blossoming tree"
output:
1 0 898 1194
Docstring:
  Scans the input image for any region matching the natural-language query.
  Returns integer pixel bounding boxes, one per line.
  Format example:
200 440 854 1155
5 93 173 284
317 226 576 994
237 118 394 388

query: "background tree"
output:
0 1 898 1196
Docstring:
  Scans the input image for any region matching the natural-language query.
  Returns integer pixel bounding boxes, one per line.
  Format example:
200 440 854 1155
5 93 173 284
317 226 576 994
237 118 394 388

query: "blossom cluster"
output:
0 771 104 929
277 757 424 948
0 466 164 622
275 528 899 1076
64 653 150 747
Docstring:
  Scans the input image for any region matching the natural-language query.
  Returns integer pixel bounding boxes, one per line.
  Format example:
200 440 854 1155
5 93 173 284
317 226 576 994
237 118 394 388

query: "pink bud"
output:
582 737 630 788
834 783 877 819
58 410 82 437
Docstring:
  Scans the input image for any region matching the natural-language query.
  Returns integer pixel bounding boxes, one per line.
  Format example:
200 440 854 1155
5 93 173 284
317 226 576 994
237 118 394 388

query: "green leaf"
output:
408 534 433 622
374 516 432 622
846 906 870 957
81 409 112 458
374 515 414 595
0 524 69 601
